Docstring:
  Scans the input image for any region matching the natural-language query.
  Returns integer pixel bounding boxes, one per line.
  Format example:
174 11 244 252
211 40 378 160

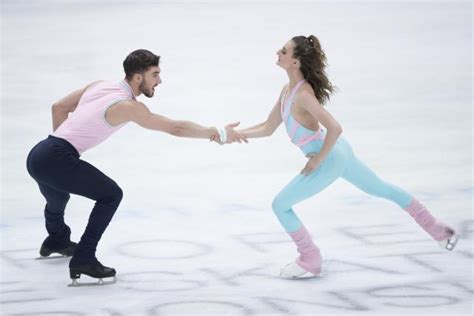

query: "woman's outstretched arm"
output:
236 89 285 139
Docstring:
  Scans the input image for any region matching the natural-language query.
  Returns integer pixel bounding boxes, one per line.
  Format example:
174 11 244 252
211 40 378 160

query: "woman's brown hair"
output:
291 35 335 105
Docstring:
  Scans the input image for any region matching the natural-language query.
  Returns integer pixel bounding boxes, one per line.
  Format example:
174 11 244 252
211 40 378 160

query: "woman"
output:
232 35 459 278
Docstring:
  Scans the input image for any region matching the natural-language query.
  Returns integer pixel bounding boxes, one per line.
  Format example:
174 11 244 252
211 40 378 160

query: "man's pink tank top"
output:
53 80 135 154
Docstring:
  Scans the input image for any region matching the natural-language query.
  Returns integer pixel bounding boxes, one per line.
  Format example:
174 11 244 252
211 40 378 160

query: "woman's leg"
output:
341 154 456 244
272 145 350 275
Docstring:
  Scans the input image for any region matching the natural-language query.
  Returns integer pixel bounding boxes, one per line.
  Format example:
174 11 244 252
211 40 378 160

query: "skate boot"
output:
280 260 321 279
437 227 460 251
280 225 322 279
404 199 459 251
69 260 117 287
37 237 77 260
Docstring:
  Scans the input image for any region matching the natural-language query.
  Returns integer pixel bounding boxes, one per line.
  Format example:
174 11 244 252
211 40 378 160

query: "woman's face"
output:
276 40 298 70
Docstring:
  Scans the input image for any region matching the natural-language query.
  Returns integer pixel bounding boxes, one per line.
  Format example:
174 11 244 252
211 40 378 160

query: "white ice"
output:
1 1 472 315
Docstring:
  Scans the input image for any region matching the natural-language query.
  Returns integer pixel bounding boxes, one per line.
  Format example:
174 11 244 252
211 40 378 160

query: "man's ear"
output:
133 73 143 84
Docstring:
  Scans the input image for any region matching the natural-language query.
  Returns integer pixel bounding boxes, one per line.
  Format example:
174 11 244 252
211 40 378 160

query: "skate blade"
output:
279 271 321 280
68 276 117 287
438 234 460 251
279 263 322 280
35 254 70 260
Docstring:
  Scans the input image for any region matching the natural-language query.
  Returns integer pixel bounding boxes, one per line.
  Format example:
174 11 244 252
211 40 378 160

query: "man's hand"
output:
300 154 323 176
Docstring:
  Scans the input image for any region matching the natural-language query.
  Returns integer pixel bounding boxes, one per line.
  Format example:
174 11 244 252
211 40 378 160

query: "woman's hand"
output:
224 122 248 144
300 154 323 176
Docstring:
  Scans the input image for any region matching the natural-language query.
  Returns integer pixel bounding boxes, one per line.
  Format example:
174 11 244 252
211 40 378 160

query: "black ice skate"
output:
68 260 117 287
36 240 77 260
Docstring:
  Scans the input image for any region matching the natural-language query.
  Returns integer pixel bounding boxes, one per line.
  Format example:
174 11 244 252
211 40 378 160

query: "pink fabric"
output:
280 90 287 115
280 80 324 148
289 225 322 275
295 129 324 147
404 199 455 241
53 80 135 154
280 80 305 121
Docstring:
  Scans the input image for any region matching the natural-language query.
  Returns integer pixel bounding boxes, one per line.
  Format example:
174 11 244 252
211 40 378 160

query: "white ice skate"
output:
438 233 460 251
279 261 320 279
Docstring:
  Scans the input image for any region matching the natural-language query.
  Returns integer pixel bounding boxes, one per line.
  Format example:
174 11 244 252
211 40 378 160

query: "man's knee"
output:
112 184 123 203
102 183 123 206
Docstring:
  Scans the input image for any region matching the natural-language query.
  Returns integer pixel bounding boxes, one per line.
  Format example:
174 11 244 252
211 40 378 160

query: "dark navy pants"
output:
26 135 123 267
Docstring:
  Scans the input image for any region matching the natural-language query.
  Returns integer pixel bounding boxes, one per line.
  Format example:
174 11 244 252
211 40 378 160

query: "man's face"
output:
139 66 161 98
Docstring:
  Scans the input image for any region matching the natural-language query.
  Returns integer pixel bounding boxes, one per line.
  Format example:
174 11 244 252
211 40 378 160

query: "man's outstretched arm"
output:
114 100 220 139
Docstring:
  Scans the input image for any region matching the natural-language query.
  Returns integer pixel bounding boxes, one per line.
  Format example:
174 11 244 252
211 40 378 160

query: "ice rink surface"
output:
1 0 472 315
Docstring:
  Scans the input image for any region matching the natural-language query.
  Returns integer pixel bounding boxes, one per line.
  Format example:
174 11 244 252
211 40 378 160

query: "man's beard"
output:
139 81 154 98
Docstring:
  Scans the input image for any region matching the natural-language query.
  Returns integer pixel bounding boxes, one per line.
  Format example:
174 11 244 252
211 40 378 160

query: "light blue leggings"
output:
272 136 413 233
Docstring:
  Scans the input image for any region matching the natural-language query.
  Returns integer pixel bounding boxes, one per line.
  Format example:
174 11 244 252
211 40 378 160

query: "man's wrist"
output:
210 126 227 143
219 127 227 143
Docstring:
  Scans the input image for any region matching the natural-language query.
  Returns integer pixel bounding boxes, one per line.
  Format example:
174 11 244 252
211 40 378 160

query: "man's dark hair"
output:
123 49 160 80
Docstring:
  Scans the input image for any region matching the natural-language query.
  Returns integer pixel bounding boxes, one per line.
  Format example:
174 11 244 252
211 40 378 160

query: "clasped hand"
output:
210 122 248 145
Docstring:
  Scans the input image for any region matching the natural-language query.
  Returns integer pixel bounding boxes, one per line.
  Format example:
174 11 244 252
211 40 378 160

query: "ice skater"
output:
26 49 245 286
221 35 459 278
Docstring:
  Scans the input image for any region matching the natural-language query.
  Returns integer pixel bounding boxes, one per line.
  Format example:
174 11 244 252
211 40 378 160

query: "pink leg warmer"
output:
289 225 322 275
404 198 455 241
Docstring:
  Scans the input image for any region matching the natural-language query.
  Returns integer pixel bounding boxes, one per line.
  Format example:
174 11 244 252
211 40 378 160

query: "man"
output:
26 49 245 285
